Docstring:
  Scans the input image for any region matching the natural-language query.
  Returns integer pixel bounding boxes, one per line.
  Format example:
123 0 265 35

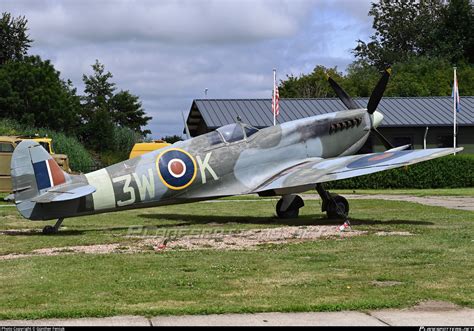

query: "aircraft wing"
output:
31 182 96 203
253 148 462 193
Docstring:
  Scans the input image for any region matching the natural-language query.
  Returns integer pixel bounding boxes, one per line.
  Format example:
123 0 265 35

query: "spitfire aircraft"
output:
11 69 461 234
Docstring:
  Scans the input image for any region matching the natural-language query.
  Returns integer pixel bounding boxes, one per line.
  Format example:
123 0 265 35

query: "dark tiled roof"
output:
190 97 474 129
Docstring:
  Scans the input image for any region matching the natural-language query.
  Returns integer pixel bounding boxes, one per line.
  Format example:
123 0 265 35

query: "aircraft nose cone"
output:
372 111 384 128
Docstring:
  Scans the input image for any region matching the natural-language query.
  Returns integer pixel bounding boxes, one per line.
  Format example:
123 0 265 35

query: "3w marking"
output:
112 169 155 206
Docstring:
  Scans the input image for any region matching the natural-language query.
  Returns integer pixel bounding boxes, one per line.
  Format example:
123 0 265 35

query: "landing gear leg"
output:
42 218 64 235
276 195 304 219
316 184 349 219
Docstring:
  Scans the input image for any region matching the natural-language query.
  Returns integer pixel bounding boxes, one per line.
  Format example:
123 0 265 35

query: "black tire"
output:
276 195 304 219
326 195 349 219
42 225 56 235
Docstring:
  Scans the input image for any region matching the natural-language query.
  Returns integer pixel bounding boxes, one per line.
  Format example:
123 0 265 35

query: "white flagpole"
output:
273 68 276 126
453 67 457 155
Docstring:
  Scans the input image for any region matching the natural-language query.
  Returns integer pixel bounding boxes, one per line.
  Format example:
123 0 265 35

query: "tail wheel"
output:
326 194 349 219
276 195 304 219
42 225 56 235
42 218 64 235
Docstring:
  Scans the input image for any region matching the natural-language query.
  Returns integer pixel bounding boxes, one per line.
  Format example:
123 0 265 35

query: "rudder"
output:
11 140 70 219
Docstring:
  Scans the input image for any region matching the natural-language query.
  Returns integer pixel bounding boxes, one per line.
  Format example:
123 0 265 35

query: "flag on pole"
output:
272 69 279 125
272 85 279 116
452 67 459 154
452 72 461 112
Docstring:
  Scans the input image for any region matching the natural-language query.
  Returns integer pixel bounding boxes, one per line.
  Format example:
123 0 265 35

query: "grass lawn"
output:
333 187 474 197
0 196 473 319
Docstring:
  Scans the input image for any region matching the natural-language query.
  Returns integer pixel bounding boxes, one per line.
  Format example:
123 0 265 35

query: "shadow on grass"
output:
139 213 434 227
1 229 86 236
1 214 433 237
1 226 136 237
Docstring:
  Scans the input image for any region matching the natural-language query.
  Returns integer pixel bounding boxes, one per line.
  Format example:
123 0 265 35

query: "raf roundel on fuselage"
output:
156 148 197 190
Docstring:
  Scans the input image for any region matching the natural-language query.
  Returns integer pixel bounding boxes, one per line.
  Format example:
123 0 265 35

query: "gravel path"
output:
0 225 371 260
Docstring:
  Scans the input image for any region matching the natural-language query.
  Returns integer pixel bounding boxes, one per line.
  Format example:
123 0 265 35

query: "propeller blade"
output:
372 127 394 150
327 75 360 110
367 68 391 114
386 144 412 152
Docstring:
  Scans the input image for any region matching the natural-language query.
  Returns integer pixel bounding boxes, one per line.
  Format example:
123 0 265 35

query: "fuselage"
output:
26 108 375 220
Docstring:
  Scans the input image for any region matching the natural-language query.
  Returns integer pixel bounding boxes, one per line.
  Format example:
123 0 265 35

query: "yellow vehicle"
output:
129 140 171 159
0 135 71 193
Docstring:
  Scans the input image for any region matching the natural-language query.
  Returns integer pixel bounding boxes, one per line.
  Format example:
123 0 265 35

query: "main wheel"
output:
326 194 349 219
276 195 304 219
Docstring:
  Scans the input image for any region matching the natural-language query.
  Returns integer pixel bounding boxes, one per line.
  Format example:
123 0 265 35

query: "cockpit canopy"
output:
217 123 244 143
207 123 259 145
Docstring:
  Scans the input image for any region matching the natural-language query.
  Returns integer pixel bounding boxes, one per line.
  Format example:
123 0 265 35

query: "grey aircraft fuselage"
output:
22 108 375 221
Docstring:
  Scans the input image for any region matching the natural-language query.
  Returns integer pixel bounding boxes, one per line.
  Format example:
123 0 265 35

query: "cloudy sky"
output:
3 0 374 138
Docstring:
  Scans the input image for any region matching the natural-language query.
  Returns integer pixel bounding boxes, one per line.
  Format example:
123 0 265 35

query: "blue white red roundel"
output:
156 148 197 190
347 150 414 169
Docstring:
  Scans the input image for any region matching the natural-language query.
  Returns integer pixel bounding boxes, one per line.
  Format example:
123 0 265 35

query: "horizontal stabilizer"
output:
31 182 96 204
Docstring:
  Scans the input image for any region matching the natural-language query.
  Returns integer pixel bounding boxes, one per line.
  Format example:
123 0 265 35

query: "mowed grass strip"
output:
333 187 474 197
0 197 473 319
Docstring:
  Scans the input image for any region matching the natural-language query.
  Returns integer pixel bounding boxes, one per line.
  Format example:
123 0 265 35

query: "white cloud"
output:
5 0 313 46
2 0 373 138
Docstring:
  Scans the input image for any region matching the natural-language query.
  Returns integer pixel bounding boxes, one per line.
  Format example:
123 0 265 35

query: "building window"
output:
437 135 453 148
392 137 413 149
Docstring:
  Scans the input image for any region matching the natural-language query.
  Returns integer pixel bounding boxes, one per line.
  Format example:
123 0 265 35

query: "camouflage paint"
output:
10 109 461 221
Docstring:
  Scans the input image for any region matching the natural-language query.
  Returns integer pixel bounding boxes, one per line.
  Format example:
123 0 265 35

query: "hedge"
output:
326 154 474 189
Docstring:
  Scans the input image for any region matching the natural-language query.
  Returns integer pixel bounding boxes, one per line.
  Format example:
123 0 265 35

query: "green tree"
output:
81 60 116 151
82 60 116 115
81 60 152 151
435 0 474 64
353 0 444 69
0 55 81 132
386 57 474 97
353 0 473 69
344 60 380 97
279 65 344 98
161 135 183 144
278 58 474 99
110 90 152 137
0 12 32 65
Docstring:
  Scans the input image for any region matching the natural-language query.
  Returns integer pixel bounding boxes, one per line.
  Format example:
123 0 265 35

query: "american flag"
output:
272 80 279 117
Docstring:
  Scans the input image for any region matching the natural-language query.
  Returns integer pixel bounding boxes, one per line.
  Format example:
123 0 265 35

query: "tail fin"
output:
11 140 70 218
